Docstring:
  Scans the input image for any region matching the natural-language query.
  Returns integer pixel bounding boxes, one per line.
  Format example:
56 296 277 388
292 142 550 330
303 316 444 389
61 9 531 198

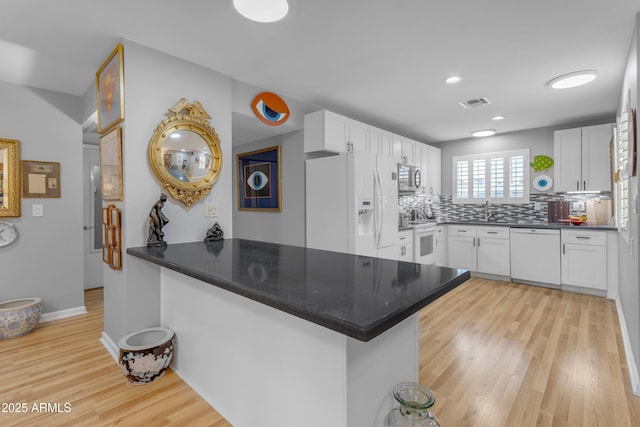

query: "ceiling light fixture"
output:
471 129 496 137
491 115 506 121
444 75 462 84
547 70 598 89
233 0 289 23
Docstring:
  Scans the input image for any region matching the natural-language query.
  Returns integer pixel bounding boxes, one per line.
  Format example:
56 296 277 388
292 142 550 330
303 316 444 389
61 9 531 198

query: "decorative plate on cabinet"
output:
533 175 553 192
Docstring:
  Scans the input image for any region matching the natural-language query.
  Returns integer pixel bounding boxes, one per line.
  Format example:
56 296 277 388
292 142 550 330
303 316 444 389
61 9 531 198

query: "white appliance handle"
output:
375 170 383 248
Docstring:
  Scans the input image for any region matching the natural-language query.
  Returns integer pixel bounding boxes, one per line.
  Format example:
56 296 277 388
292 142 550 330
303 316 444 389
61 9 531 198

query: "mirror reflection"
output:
162 130 212 183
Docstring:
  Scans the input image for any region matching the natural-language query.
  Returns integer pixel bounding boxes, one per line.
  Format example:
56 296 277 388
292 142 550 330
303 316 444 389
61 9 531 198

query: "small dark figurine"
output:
204 222 224 242
147 193 170 247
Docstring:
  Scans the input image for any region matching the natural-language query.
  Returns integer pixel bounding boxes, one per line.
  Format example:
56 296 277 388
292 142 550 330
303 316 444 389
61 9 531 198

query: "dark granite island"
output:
127 239 470 427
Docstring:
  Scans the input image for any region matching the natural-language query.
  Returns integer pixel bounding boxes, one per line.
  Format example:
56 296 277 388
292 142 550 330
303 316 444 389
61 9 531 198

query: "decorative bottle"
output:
387 382 441 427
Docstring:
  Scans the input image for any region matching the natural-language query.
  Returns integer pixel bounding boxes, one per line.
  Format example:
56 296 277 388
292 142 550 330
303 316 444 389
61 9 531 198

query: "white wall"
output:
0 81 85 314
102 40 233 345
616 14 640 388
233 130 306 247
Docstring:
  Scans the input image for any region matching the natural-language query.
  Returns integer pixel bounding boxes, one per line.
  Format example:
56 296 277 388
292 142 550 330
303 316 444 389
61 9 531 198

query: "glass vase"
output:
387 382 441 427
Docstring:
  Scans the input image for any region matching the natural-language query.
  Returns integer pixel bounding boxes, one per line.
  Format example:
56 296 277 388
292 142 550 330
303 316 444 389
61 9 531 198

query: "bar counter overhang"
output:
127 239 470 427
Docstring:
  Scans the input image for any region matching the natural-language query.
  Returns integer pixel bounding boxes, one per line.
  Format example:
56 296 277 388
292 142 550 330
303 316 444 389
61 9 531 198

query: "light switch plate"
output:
204 203 217 218
32 204 43 217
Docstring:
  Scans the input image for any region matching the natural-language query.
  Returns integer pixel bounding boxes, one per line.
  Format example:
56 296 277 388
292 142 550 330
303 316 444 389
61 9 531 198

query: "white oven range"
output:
413 222 437 265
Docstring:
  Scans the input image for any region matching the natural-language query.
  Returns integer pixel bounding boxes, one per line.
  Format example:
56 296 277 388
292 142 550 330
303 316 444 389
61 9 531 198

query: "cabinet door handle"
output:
473 237 476 247
577 181 580 191
458 230 467 232
487 231 498 234
563 243 565 254
576 236 591 239
477 238 480 247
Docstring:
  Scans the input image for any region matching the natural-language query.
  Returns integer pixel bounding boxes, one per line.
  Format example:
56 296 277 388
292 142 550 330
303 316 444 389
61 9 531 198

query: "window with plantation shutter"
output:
453 149 530 204
615 110 631 244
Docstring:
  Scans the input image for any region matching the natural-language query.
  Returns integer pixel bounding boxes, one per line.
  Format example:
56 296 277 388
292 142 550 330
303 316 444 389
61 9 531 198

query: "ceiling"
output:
1 1 638 145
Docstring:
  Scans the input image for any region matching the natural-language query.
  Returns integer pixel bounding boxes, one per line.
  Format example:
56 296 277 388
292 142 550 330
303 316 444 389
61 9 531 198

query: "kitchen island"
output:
127 239 470 427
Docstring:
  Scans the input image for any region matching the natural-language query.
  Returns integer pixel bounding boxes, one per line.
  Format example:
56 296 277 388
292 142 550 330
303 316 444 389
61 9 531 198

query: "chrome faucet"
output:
485 200 495 221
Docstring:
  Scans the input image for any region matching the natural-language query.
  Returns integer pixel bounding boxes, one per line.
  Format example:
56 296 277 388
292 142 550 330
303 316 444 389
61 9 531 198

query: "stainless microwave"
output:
398 164 420 194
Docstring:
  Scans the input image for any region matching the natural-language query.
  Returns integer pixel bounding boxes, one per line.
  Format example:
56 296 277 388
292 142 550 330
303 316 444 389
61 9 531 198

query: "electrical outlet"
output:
204 203 217 218
573 201 586 211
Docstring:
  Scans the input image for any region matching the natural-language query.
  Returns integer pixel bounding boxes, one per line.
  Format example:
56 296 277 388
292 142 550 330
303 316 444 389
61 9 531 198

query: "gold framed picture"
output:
100 125 123 201
22 160 60 198
96 43 124 134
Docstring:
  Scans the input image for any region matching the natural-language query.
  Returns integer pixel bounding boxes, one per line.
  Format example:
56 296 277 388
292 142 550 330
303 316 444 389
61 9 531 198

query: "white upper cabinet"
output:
391 134 404 162
304 110 370 154
417 143 441 195
391 134 417 164
348 118 370 152
403 139 416 165
554 123 613 192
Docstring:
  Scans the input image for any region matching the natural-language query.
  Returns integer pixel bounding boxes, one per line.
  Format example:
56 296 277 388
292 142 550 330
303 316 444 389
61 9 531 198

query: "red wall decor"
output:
251 92 290 126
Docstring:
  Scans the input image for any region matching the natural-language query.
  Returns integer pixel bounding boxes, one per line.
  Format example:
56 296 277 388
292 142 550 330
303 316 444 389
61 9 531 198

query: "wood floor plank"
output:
1 278 639 426
420 278 640 427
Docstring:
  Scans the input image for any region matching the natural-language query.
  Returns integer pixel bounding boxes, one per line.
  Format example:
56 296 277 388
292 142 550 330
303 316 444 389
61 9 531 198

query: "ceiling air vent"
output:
458 97 491 109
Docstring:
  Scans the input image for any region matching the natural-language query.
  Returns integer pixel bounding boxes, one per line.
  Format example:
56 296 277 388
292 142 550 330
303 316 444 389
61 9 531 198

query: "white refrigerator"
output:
306 151 398 257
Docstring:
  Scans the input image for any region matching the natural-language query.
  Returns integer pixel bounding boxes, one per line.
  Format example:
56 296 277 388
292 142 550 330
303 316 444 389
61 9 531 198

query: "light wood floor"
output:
1 279 639 426
420 277 640 427
0 288 229 426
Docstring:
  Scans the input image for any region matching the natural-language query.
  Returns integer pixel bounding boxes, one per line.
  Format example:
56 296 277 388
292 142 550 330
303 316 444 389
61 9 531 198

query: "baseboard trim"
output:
40 306 87 323
100 331 119 363
615 296 640 396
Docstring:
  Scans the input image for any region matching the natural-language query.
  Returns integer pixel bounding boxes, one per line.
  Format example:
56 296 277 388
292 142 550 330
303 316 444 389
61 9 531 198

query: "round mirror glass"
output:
161 130 213 183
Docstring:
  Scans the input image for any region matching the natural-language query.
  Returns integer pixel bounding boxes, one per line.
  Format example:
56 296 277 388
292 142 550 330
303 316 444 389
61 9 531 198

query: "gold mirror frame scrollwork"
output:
0 138 21 217
148 98 223 207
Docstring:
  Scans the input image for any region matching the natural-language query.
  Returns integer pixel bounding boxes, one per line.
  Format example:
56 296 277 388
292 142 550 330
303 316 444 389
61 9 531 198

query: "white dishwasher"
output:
510 228 561 287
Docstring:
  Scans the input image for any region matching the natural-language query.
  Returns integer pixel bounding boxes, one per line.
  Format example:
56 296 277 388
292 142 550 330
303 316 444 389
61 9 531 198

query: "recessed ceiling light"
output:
444 75 462 84
471 129 496 137
547 70 598 89
233 0 289 23
491 115 506 121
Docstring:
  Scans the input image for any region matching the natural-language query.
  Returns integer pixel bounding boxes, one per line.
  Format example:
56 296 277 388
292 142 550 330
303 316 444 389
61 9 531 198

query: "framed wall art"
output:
237 146 281 211
22 160 60 198
96 43 124 134
100 125 123 201
102 204 122 270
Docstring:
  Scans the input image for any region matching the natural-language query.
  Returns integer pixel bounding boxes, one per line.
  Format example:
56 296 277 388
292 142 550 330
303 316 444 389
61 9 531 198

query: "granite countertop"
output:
399 220 616 231
127 239 470 342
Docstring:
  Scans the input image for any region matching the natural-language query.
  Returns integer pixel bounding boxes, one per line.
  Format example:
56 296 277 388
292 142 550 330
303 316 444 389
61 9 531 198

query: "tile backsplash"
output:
399 193 613 224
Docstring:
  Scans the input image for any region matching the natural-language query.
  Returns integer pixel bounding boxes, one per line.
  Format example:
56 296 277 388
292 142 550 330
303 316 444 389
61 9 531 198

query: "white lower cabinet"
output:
561 230 607 291
435 225 447 267
447 225 511 275
398 230 414 262
476 226 510 276
447 225 477 271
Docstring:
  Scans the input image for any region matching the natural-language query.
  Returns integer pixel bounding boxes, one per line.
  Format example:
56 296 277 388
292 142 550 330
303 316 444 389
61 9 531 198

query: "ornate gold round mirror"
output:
149 98 222 207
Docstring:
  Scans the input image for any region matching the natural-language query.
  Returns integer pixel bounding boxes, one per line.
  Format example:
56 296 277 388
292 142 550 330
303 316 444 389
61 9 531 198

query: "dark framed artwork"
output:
95 43 124 134
237 146 281 211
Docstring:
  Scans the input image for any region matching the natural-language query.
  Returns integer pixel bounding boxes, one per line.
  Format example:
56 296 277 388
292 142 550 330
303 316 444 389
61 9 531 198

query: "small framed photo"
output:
109 205 120 227
96 44 124 134
22 160 61 198
102 245 111 264
110 248 121 270
100 126 123 201
237 146 281 211
102 207 110 225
